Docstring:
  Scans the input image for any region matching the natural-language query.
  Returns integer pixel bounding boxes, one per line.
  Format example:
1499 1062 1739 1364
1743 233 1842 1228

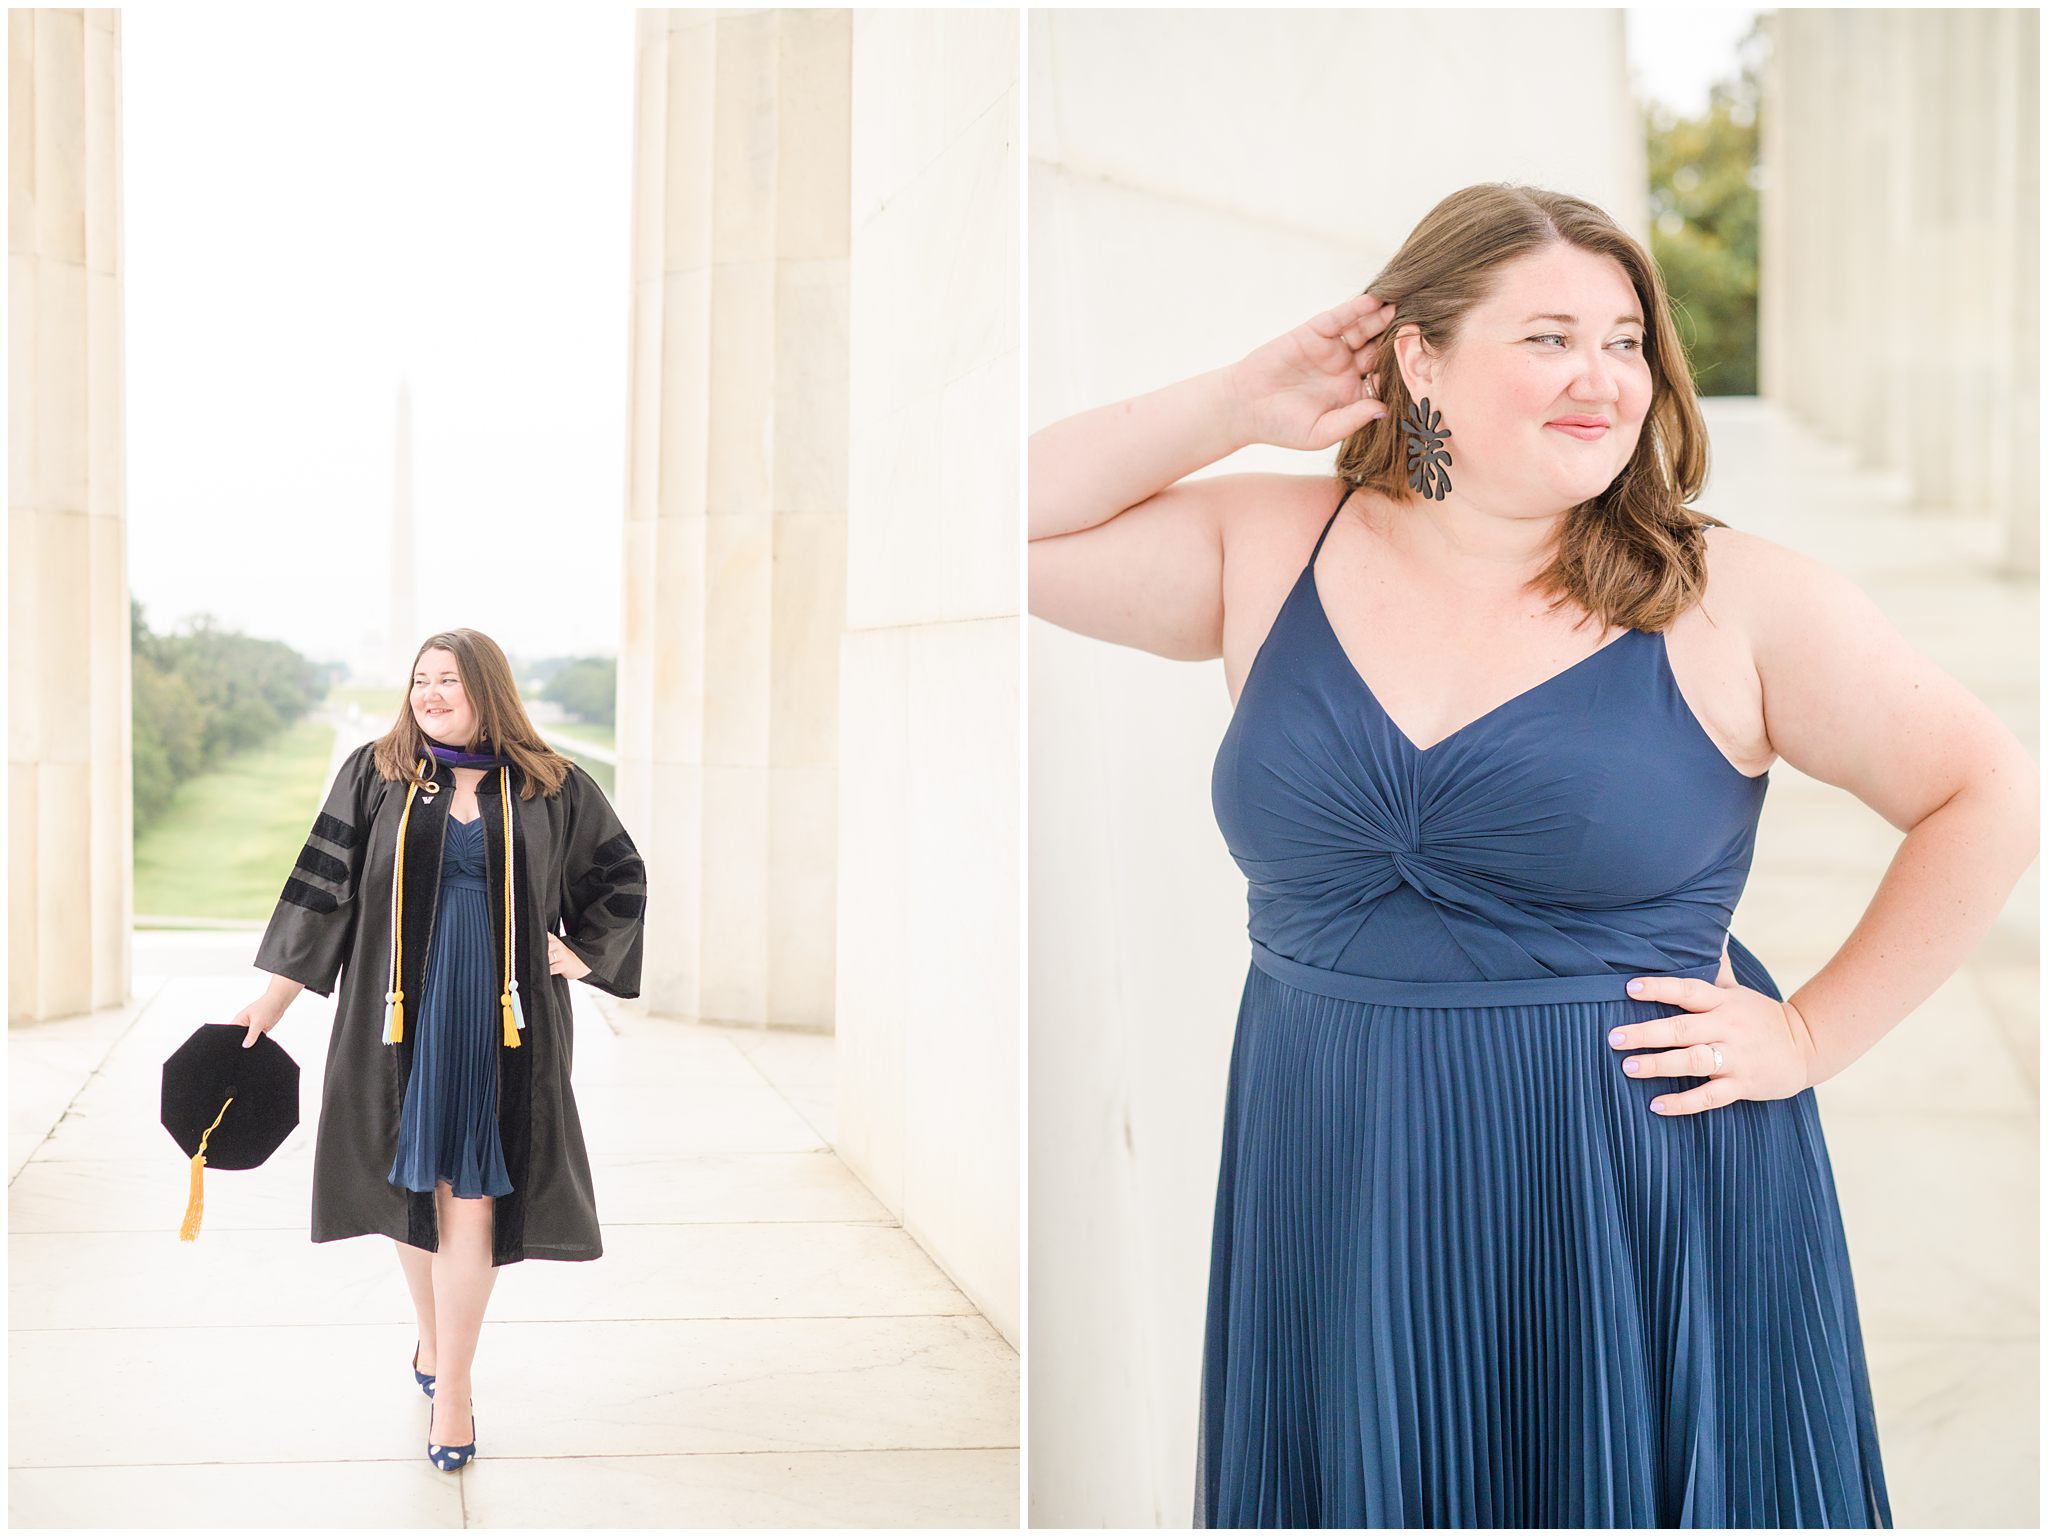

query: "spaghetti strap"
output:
1306 483 1355 567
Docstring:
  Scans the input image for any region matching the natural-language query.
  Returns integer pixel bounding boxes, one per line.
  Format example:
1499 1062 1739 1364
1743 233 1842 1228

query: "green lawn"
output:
135 717 339 922
562 750 615 797
549 719 615 752
330 684 403 721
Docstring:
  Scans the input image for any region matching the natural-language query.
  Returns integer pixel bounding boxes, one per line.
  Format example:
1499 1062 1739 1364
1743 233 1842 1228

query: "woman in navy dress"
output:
238 628 648 1473
1028 184 2037 1526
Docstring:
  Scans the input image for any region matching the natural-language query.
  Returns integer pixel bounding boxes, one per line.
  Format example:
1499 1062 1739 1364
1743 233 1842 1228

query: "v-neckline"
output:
1305 561 1639 756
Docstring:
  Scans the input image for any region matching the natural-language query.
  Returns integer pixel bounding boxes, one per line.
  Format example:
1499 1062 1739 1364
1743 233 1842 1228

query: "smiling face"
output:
1392 242 1653 513
410 647 478 749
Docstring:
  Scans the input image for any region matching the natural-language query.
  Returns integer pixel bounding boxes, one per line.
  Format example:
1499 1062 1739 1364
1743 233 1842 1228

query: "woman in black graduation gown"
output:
235 627 647 1470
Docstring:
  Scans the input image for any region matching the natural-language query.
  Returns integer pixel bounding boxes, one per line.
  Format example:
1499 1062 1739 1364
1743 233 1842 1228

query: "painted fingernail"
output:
1650 1098 1667 1113
1608 1028 1626 1047
1624 1059 1641 1074
1627 979 1647 996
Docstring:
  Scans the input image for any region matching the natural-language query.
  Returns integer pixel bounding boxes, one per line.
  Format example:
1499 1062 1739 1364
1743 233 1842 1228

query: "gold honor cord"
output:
500 768 524 1048
382 757 523 1049
178 1094 234 1241
382 757 430 1045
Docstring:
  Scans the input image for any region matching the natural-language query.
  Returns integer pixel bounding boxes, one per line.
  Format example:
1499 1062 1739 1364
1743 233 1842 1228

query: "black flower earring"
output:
1402 396 1453 501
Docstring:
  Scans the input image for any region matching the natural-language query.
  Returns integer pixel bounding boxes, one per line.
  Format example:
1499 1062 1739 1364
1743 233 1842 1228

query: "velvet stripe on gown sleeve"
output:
555 764 647 999
254 742 377 997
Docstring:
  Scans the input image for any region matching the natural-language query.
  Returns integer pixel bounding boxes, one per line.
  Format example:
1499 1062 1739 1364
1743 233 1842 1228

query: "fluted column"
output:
1762 8 2036 569
835 8 1020 1344
8 9 130 1023
1992 8 2039 572
618 9 850 1028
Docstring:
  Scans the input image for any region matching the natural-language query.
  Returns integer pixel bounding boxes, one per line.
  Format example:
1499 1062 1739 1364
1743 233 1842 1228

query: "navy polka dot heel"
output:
412 1342 435 1400
427 1407 476 1472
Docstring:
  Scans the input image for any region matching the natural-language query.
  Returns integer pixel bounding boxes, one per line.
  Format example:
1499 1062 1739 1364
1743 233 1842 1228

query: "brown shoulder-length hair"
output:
1333 183 1725 633
371 628 575 799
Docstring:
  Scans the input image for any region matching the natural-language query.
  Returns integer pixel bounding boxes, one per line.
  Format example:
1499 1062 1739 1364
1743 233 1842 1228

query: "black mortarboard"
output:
159 1024 301 1240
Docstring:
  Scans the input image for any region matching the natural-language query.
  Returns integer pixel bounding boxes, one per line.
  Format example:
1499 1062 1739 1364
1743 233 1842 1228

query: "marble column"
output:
1992 8 2039 573
618 9 849 1029
1761 8 2037 571
835 9 1020 1346
8 9 130 1023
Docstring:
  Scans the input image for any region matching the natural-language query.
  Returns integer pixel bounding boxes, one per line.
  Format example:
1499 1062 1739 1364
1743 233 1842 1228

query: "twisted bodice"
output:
1211 492 1770 983
441 815 488 890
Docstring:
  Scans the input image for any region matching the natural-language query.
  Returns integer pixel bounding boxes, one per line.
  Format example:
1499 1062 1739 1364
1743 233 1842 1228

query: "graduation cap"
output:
160 1024 301 1240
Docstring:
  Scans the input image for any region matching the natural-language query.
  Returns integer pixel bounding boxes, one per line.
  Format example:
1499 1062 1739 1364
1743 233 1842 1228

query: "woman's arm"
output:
239 745 377 1043
1742 533 2039 1084
1028 294 1396 659
1029 367 1254 544
555 767 648 999
252 744 376 999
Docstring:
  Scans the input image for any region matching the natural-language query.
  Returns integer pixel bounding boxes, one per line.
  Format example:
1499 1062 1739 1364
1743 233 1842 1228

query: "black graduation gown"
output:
254 742 647 1265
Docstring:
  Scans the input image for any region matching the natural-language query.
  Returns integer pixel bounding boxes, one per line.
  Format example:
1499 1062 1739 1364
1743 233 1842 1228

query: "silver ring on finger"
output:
1710 1044 1725 1072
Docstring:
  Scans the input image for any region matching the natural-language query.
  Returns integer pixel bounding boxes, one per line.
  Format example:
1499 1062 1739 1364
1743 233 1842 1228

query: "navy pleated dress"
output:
1198 488 1891 1528
387 815 514 1201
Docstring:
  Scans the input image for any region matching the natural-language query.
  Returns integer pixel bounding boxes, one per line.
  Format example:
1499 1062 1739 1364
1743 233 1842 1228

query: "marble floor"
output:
1698 399 2039 1529
9 935 1019 1529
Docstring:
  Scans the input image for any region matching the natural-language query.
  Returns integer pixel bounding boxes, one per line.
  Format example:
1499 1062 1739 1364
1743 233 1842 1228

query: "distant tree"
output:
525 655 569 686
1645 13 1765 396
542 657 617 728
130 601 328 832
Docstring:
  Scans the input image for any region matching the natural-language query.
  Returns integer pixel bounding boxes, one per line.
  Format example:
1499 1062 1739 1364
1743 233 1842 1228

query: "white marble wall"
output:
835 10 1019 1347
1027 10 1639 1524
8 9 131 1024
1760 9 2038 572
619 9 849 1030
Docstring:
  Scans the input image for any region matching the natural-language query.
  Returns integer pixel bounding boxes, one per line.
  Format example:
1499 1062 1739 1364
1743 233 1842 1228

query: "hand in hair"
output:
1222 293 1398 451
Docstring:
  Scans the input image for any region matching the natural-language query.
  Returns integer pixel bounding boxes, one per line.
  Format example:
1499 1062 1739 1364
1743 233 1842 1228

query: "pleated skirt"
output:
1195 945 1892 1529
387 867 515 1201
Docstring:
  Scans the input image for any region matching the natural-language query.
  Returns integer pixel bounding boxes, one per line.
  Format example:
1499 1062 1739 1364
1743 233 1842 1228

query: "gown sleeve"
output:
556 765 648 999
253 742 378 998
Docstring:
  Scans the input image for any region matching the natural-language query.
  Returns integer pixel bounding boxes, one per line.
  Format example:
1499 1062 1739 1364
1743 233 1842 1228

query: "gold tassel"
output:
383 761 425 1046
179 1095 234 1242
501 769 522 1049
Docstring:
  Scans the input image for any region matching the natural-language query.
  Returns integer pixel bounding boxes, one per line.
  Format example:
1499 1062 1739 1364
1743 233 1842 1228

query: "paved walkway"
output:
10 929 1017 1525
1696 399 2037 1528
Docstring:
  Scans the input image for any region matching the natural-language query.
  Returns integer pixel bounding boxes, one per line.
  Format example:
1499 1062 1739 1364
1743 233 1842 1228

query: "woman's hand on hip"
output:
547 933 592 982
1225 293 1397 451
1606 973 1822 1115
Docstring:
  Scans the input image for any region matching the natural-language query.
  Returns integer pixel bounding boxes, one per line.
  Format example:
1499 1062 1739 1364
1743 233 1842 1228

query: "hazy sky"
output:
1626 7 1761 115
124 6 637 676
122 6 1755 676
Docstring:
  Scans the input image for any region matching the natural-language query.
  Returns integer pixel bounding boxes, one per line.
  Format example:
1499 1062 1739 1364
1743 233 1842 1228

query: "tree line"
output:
131 608 618 832
132 600 330 832
1644 13 1764 396
536 656 616 728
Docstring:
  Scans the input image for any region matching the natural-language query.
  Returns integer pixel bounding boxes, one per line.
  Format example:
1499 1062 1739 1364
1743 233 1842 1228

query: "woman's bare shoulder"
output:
1692 523 1849 634
1213 472 1356 570
1215 473 1355 697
